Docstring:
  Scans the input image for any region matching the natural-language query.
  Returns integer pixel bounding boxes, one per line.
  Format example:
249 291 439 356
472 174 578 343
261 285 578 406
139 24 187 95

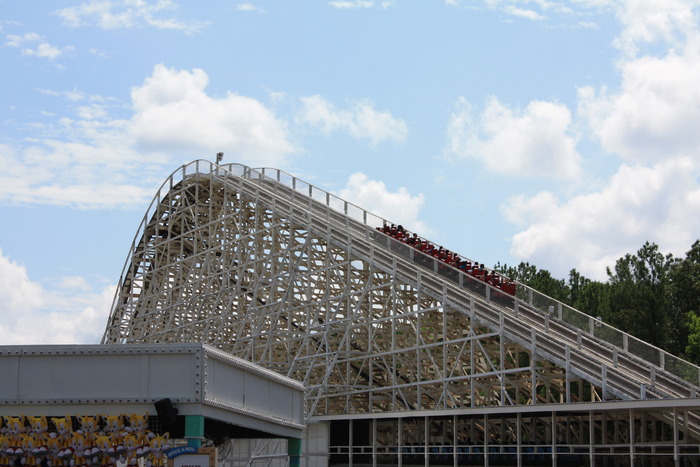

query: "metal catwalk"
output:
103 160 700 466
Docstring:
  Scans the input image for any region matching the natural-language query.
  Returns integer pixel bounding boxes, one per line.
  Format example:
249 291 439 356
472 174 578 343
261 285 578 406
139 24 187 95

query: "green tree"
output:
606 242 674 348
685 312 700 364
496 261 570 303
568 269 589 306
496 241 700 361
572 280 611 321
668 241 700 358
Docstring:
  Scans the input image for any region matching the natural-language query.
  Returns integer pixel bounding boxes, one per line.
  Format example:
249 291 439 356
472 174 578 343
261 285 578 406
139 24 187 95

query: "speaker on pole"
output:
154 398 179 429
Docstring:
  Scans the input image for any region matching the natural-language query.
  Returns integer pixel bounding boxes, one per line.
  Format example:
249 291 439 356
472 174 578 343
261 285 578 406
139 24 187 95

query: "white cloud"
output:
497 0 700 281
88 47 110 58
298 95 408 145
448 0 601 21
55 0 208 34
130 64 296 166
38 88 87 102
5 33 68 60
613 0 700 56
0 248 112 344
578 29 700 164
577 21 599 28
22 42 64 60
503 158 700 280
0 143 157 208
5 33 41 47
503 6 545 20
569 0 700 180
337 172 430 234
1 65 297 208
329 1 374 8
446 96 582 179
0 104 162 208
58 276 94 291
76 103 109 120
236 3 266 13
0 248 44 317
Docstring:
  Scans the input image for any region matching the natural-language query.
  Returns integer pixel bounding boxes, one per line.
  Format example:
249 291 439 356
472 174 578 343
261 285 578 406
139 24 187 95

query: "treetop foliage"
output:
496 240 700 364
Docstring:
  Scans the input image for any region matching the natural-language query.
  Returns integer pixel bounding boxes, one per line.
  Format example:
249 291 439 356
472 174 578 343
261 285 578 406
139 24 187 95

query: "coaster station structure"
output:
102 160 700 466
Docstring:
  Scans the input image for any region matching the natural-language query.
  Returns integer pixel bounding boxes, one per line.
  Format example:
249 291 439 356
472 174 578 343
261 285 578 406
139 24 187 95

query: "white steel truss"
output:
103 161 700 465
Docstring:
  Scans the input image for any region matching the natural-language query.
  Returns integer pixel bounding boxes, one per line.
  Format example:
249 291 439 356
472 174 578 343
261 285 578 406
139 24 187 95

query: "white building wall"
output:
221 438 287 467
302 422 329 467
217 423 329 467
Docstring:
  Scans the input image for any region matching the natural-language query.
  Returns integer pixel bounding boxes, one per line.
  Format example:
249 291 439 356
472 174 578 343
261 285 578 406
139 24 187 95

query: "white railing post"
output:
601 364 607 400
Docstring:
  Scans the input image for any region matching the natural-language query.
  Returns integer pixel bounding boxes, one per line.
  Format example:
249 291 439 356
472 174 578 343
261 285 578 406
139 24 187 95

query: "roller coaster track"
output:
103 160 700 452
248 163 699 402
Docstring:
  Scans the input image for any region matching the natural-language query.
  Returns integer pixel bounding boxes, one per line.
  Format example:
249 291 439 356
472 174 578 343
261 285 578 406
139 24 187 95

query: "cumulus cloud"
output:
0 248 44 317
503 158 700 280
446 96 582 179
571 0 700 182
613 0 700 56
337 172 430 234
5 33 68 60
0 94 164 209
23 42 64 60
55 0 208 34
578 33 700 164
1 65 297 208
0 132 159 209
298 95 408 145
130 64 296 165
0 248 112 344
495 0 700 280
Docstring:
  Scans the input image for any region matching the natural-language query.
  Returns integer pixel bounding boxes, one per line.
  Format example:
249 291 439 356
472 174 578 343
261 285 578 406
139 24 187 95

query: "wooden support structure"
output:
101 161 700 465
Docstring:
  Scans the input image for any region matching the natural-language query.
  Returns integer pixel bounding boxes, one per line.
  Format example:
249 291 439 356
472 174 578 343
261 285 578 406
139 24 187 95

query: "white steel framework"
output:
102 161 700 466
0 343 303 438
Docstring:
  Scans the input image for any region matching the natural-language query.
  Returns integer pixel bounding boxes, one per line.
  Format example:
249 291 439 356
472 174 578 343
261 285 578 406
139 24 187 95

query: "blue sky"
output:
2 0 700 344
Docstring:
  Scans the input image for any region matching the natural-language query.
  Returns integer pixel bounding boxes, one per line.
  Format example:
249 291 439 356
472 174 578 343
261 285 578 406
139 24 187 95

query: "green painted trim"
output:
288 438 301 467
185 415 205 448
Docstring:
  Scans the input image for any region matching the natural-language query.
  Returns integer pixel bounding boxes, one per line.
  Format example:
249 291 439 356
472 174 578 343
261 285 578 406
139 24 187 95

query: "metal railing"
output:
237 169 690 401
248 164 700 389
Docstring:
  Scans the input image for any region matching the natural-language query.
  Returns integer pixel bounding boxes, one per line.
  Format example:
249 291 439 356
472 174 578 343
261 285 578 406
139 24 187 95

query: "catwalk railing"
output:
245 172 695 403
249 163 700 392
109 160 700 395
